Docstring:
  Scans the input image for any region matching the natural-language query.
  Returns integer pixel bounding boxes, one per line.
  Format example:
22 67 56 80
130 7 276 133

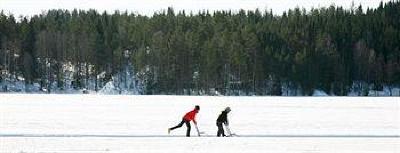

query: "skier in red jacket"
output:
168 105 200 137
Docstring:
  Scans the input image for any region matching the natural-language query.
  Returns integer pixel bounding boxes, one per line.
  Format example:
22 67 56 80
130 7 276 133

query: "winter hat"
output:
195 105 200 110
225 107 231 112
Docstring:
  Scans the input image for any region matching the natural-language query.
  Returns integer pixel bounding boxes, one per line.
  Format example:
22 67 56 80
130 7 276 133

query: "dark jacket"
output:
216 111 229 125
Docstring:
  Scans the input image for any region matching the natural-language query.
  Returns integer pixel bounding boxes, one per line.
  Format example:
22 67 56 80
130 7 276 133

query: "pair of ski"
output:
195 124 238 137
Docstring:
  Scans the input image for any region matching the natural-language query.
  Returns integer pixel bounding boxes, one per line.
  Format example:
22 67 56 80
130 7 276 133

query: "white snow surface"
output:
0 94 399 153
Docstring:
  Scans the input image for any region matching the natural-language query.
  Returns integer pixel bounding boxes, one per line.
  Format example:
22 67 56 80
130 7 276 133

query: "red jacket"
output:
183 109 198 124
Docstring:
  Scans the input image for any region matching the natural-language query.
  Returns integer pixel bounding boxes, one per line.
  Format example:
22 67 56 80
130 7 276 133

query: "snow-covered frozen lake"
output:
0 94 399 153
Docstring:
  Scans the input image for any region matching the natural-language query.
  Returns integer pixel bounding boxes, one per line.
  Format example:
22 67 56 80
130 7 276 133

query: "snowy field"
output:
0 94 399 153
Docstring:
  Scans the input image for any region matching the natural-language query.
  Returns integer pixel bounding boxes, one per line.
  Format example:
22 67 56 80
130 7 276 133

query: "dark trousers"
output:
216 122 225 137
170 119 191 137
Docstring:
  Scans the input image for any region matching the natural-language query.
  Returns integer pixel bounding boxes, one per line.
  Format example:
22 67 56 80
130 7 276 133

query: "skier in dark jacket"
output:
216 107 231 137
168 105 200 137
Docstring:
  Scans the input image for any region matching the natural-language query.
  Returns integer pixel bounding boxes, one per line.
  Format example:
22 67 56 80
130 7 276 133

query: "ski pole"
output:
225 125 231 135
225 125 236 136
195 124 201 136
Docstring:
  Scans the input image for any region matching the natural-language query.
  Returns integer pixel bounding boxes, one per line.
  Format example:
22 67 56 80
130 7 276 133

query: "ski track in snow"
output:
0 94 399 153
1 134 399 138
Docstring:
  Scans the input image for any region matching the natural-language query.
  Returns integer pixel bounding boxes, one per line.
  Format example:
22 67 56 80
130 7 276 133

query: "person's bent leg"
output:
185 120 191 137
170 119 185 130
217 122 224 137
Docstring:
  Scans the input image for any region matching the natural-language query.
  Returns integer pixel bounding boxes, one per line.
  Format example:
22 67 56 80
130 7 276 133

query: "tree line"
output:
0 1 399 95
